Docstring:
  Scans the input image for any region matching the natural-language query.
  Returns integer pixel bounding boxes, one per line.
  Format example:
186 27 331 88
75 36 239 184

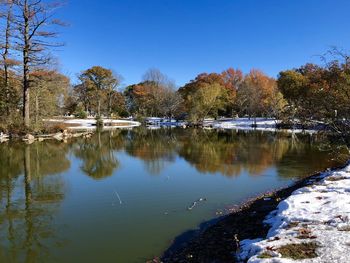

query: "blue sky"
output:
57 0 350 87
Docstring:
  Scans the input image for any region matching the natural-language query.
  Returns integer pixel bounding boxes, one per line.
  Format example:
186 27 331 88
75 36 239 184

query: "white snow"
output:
214 118 279 129
0 132 9 143
214 118 316 134
45 118 141 130
238 164 350 263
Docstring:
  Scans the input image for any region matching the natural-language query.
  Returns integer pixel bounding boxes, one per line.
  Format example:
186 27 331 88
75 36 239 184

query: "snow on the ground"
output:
214 118 279 129
214 118 316 134
238 164 350 263
0 132 9 143
46 118 141 129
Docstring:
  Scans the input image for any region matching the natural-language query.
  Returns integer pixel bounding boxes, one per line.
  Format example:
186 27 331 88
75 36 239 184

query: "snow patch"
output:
238 164 350 262
46 118 141 129
214 118 316 134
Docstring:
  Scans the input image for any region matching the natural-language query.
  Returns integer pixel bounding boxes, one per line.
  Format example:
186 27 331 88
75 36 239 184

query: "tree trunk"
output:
108 92 112 117
23 1 31 127
3 2 13 116
98 98 101 117
35 93 39 125
23 64 30 127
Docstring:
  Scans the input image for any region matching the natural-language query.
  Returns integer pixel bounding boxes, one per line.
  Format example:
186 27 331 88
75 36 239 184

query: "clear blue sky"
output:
57 0 350 87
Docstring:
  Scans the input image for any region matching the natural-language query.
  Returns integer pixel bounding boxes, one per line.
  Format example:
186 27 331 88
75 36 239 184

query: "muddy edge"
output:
161 164 348 263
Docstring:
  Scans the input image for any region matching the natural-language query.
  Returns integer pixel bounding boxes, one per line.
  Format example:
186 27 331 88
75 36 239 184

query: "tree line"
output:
1 1 350 137
64 51 350 142
278 49 350 134
66 67 284 124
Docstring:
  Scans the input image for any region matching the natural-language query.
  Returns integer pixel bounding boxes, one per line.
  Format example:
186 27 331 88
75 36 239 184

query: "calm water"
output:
0 128 343 263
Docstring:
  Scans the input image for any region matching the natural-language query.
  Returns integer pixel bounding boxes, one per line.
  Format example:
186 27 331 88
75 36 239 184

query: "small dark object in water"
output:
187 198 207 210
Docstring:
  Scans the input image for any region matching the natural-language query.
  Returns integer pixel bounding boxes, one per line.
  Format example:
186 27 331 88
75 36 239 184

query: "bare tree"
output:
0 0 18 115
13 0 64 127
142 68 169 87
161 87 183 118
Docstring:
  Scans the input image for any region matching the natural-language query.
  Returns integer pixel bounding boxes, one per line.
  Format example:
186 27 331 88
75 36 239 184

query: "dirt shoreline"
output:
161 164 347 263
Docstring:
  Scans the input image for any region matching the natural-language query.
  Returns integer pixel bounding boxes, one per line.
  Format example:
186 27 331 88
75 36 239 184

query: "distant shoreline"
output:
161 163 348 262
0 118 339 145
0 118 141 144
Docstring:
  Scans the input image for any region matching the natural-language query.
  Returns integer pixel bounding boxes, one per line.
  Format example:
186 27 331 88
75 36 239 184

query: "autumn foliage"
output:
178 68 282 122
278 50 350 140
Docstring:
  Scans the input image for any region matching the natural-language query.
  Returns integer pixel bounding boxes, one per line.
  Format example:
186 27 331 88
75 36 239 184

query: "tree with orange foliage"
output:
179 69 242 120
125 69 182 118
78 66 119 118
221 68 244 115
236 70 281 123
278 49 350 139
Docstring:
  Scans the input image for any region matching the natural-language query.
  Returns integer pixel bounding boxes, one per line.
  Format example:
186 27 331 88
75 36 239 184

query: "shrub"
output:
75 109 87 119
118 110 130 118
42 123 67 134
0 123 8 133
8 122 33 136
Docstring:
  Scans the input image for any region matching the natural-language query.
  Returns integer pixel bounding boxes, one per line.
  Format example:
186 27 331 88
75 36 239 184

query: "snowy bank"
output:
238 164 350 262
214 118 279 129
214 118 316 134
46 118 141 130
0 132 9 143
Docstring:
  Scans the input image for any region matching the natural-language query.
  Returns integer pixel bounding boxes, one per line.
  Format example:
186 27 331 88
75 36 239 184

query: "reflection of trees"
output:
176 129 338 178
0 128 341 262
124 128 177 175
112 128 296 177
275 133 341 178
176 129 290 176
120 128 336 177
0 142 70 263
0 143 23 263
73 131 121 179
70 128 339 179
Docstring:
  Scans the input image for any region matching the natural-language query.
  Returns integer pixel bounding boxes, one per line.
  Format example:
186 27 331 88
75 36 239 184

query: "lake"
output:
0 128 344 263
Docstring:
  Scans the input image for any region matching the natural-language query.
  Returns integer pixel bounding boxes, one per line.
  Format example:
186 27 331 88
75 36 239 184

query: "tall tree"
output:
142 68 168 87
13 0 64 127
78 66 119 117
179 72 231 119
278 49 350 141
236 70 277 122
0 0 19 116
187 82 228 122
125 69 180 117
29 69 69 125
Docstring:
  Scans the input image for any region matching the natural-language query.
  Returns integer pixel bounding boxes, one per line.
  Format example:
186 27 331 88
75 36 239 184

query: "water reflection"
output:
68 128 340 178
103 128 336 177
73 131 122 179
0 128 344 262
124 128 177 175
0 142 69 263
73 128 312 177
